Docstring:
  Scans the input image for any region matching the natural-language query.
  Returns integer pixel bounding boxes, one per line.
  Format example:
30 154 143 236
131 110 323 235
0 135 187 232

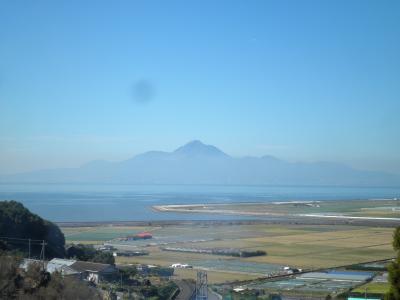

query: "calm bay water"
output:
0 184 399 222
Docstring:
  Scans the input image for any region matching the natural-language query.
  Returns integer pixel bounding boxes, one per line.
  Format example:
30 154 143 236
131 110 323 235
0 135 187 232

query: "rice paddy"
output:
61 222 396 284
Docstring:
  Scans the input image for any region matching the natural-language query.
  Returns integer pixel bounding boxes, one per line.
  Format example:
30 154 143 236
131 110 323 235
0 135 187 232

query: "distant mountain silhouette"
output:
1 140 399 186
173 140 229 157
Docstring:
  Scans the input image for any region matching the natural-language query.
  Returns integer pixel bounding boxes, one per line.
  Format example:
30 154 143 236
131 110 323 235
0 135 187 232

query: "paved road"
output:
174 280 195 300
174 279 221 300
208 289 222 300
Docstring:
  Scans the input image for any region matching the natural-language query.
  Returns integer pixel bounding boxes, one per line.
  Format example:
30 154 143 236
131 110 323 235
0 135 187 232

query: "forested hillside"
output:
0 201 65 258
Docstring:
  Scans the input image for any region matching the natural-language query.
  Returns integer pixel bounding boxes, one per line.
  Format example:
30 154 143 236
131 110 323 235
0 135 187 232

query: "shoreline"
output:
152 200 400 227
154 204 400 221
53 199 400 227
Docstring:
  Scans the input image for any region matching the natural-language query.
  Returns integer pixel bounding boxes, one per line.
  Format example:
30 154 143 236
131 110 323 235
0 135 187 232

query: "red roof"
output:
136 232 152 238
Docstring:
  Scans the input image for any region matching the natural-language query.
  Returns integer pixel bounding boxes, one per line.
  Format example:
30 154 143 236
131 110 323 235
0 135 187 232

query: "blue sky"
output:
0 0 399 175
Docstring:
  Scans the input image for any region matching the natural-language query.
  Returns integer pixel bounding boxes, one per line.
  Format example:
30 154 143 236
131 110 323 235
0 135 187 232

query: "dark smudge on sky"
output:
131 79 156 103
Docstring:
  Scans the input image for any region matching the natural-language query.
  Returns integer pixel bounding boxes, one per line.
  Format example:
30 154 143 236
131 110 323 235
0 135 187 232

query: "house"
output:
69 260 118 284
20 258 78 278
46 258 117 284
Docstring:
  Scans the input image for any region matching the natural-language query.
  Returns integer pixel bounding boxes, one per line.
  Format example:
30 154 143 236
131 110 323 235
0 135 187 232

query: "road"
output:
174 279 221 300
208 289 222 300
174 280 195 300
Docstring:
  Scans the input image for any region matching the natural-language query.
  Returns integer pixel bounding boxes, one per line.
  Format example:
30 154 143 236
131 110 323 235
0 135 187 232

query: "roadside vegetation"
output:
387 227 400 299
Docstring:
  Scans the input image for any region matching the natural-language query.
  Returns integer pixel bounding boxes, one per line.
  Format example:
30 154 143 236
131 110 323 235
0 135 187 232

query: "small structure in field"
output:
113 250 149 257
170 263 193 269
137 264 174 276
99 245 116 251
119 232 153 241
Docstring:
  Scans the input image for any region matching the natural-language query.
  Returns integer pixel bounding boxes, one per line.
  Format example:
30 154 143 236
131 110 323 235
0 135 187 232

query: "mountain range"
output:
1 140 399 186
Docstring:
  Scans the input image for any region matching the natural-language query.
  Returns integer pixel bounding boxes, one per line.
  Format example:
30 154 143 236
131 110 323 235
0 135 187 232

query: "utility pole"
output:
40 240 46 270
28 239 31 259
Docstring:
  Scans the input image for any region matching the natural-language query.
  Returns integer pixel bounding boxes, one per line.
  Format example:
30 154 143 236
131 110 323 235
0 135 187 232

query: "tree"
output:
91 251 115 265
66 244 115 264
386 227 400 300
393 227 400 251
66 244 96 261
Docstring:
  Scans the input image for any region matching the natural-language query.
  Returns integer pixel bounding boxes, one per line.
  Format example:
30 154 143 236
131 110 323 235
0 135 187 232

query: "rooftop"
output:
70 261 115 273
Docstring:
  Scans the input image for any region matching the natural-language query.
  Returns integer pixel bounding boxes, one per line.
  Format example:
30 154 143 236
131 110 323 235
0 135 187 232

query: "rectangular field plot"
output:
188 259 284 275
62 226 154 242
352 282 390 294
109 224 276 247
246 271 373 296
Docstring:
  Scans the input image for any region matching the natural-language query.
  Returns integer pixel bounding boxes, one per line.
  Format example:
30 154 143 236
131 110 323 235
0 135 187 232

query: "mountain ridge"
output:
1 140 399 187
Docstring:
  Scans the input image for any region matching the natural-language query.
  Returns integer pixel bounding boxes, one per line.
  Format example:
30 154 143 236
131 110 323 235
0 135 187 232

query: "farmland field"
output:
352 282 390 294
61 222 396 284
62 225 155 242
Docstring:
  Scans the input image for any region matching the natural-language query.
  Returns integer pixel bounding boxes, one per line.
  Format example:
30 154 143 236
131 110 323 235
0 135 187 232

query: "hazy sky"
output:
0 0 399 175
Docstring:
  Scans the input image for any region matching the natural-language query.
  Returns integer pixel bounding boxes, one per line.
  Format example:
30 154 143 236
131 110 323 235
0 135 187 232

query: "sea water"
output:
0 184 399 222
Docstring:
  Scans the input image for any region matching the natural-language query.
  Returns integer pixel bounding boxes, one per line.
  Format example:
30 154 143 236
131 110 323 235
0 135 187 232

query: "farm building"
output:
170 263 193 269
123 231 153 241
20 258 81 279
113 250 148 257
46 258 80 277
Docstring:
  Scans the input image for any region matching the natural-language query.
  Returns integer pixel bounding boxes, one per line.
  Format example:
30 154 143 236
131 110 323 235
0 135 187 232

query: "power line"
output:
0 236 44 243
0 236 47 270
